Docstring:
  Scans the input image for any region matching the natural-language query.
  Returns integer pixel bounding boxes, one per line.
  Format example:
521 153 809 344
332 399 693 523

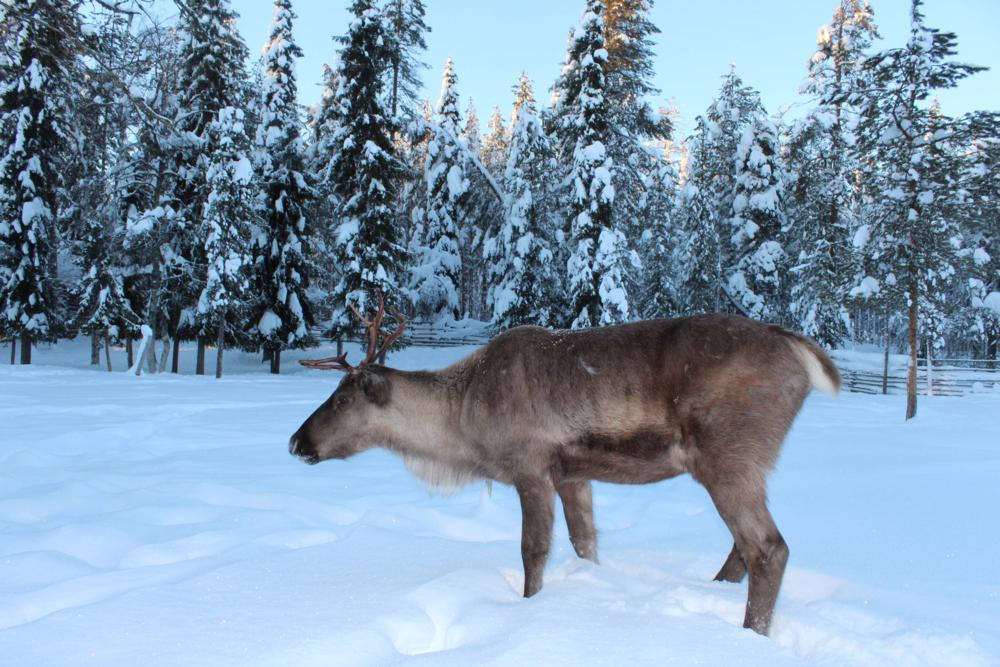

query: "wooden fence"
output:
316 320 491 349
839 359 1000 397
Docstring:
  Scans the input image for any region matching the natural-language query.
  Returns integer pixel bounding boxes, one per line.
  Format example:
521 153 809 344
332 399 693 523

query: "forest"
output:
1 0 997 402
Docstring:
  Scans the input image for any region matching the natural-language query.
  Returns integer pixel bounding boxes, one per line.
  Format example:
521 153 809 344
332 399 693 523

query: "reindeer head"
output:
289 292 405 465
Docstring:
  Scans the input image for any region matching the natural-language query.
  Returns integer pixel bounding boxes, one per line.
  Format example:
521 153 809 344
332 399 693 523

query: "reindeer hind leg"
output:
705 476 788 635
714 542 747 583
557 480 599 563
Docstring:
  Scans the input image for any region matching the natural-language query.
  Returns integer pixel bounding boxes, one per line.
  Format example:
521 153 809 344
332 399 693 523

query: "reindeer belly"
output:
558 427 689 484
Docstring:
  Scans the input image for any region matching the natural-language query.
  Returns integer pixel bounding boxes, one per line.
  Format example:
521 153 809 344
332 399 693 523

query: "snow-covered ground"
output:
1 339 998 666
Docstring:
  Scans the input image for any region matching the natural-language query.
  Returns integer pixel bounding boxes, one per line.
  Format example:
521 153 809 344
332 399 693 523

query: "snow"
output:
257 310 281 335
1 340 998 666
232 156 253 185
983 291 1000 315
445 164 468 199
851 276 880 299
20 197 49 226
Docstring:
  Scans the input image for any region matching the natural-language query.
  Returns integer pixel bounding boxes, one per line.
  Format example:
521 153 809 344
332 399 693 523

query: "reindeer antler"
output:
299 290 406 373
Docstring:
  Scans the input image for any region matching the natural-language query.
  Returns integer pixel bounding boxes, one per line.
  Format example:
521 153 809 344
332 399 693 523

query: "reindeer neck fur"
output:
375 360 482 492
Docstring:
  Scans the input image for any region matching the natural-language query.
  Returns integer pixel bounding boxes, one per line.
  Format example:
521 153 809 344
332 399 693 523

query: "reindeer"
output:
289 294 840 636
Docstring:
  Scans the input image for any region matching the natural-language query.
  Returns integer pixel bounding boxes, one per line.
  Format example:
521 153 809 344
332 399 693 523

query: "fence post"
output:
926 340 934 397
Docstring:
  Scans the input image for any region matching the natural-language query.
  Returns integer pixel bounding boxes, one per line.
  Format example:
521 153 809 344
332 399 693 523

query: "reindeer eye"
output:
335 395 349 408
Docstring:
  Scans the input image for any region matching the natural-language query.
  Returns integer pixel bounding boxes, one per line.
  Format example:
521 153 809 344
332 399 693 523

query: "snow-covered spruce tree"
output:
962 120 1000 358
411 58 466 321
197 107 255 379
116 22 187 373
0 1 80 363
727 116 788 322
560 1 629 328
72 216 141 371
636 152 680 319
326 0 406 339
399 98 433 293
485 75 558 330
852 0 983 419
675 128 725 314
675 68 764 316
460 96 490 319
250 0 315 374
306 58 343 313
601 0 672 298
382 0 429 121
786 0 878 347
169 0 250 375
63 10 150 358
462 99 481 160
481 106 508 177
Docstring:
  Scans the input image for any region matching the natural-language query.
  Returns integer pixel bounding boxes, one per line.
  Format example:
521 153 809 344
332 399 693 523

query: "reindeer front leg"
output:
515 475 555 598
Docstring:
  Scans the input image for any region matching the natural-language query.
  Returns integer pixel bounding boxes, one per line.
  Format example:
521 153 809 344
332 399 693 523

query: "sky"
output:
225 0 1000 138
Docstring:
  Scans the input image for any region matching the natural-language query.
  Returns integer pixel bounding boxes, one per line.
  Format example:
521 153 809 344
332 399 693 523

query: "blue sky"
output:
230 0 999 137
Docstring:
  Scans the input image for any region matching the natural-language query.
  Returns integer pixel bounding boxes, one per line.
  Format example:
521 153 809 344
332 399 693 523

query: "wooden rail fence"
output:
839 360 999 397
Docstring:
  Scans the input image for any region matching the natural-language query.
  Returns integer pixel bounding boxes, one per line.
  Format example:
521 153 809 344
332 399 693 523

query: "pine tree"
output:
727 115 787 321
250 0 315 374
0 1 80 363
560 1 629 328
382 0 429 120
326 0 406 337
485 75 558 329
197 107 255 379
412 58 466 320
852 0 984 418
786 0 878 346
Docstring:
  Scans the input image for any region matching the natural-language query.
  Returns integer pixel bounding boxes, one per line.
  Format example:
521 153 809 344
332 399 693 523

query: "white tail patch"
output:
789 340 839 397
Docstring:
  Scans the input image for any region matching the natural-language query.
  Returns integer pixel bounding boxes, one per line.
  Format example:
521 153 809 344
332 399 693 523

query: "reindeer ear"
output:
359 371 390 406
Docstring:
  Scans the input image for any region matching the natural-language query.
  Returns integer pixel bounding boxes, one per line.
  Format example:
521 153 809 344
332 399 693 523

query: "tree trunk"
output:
146 337 158 374
132 327 153 376
104 329 113 372
337 338 343 356
215 314 225 379
925 339 933 397
126 336 134 368
9 337 15 365
171 336 180 373
882 330 890 395
158 339 169 373
196 338 206 375
91 333 101 365
270 348 281 374
905 277 918 420
20 331 31 364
